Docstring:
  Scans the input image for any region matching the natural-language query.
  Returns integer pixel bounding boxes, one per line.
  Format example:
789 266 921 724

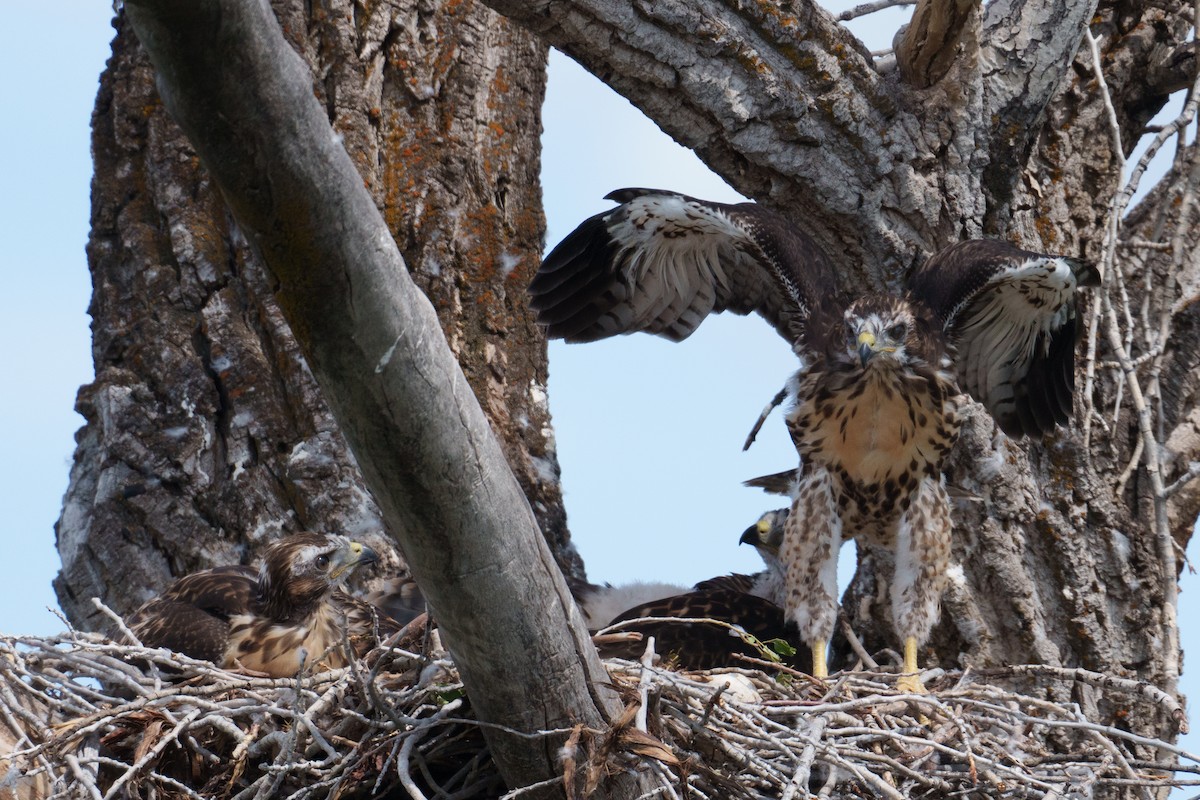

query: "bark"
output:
483 0 1200 740
894 0 976 88
57 0 580 632
112 0 647 795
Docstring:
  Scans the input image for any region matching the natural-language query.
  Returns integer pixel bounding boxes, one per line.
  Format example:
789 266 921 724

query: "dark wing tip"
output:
603 187 674 203
529 213 612 297
743 469 798 496
1065 257 1102 289
528 212 623 340
997 314 1080 438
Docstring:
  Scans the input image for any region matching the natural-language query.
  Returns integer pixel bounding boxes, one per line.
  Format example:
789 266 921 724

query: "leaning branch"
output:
120 0 649 796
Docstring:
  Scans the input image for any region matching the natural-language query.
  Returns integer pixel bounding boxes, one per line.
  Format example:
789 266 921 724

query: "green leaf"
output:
766 638 797 658
433 688 464 704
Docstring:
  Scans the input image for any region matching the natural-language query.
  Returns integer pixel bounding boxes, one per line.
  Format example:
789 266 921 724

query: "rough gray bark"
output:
483 0 1200 740
57 0 580 633
113 0 648 795
893 0 976 88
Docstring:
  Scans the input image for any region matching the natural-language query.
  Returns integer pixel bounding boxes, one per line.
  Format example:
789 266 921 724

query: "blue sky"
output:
0 3 106 636
1 0 1196 769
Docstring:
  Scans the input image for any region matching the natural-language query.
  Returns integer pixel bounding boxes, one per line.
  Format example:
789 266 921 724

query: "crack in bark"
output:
894 0 976 88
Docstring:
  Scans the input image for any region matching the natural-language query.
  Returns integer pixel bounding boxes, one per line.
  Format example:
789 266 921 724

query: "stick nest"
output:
0 629 1193 799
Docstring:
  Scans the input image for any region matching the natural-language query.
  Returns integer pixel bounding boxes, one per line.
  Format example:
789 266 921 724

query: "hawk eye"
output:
887 323 906 339
315 553 331 569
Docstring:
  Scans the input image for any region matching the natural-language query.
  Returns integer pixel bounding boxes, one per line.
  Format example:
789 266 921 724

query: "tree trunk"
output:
56 0 580 633
484 0 1200 739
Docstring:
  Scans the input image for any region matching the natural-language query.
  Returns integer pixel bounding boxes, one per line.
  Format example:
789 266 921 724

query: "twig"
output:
836 0 914 20
781 716 827 800
1165 461 1200 498
65 751 105 800
969 663 1188 733
840 615 880 669
637 636 657 733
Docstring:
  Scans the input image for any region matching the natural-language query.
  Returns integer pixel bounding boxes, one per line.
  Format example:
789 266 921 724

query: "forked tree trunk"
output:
56 0 580 630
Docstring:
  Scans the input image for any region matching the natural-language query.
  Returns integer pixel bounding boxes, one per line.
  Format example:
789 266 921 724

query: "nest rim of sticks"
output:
0 622 1195 800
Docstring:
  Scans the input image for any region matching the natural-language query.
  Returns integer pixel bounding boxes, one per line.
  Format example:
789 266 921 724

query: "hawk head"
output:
739 508 786 559
257 533 378 623
739 508 788 599
841 297 925 370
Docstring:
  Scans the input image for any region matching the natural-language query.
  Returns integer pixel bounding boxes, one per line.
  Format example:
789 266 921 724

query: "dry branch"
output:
837 0 914 21
1081 7 1200 700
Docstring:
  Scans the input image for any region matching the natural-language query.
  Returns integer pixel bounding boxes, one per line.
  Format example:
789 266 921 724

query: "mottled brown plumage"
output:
585 509 805 670
598 588 807 671
364 572 427 627
531 189 1099 683
127 533 399 676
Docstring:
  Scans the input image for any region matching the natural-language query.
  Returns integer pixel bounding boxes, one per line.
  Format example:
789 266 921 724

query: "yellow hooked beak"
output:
857 330 876 366
739 517 772 547
331 540 378 580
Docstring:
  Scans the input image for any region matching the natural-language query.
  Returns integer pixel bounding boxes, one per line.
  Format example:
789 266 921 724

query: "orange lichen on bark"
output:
1034 214 1060 247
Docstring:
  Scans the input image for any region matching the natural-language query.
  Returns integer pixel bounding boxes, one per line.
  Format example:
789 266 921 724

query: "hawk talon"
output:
811 638 829 680
897 637 928 694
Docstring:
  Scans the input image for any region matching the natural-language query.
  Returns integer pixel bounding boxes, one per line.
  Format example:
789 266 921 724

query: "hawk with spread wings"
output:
530 189 1098 688
127 532 399 676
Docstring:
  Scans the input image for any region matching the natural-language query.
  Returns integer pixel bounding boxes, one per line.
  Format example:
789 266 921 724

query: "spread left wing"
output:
529 188 838 345
907 240 1100 437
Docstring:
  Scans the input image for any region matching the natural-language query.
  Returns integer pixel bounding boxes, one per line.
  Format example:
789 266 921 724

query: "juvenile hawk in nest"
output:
127 533 399 677
579 509 806 670
530 189 1098 688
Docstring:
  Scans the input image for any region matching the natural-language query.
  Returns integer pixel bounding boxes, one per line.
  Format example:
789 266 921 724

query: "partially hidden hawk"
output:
530 189 1099 688
127 533 400 677
580 509 807 670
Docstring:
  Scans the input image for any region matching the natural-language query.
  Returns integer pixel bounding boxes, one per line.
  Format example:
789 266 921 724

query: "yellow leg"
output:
895 636 926 694
811 639 829 679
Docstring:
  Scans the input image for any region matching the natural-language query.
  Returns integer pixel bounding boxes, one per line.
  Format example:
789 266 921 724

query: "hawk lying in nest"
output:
577 509 809 670
127 533 400 677
531 188 1099 689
